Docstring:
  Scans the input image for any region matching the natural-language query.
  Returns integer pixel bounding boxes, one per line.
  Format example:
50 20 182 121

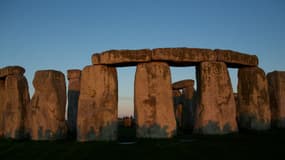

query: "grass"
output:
0 128 285 160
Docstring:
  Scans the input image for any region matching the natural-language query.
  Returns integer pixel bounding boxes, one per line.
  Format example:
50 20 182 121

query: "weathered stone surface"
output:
215 49 258 67
173 90 183 129
92 49 151 66
267 71 285 128
194 62 238 134
0 71 30 139
0 66 25 78
237 67 271 130
172 79 195 90
77 65 118 142
26 70 67 140
67 69 81 138
91 48 258 67
135 62 176 138
0 78 4 137
152 48 216 66
181 86 196 131
172 79 196 131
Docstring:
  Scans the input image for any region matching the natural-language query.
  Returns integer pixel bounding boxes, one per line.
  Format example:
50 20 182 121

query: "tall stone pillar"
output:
26 70 67 140
172 80 196 132
0 78 5 137
77 65 118 142
194 62 238 134
67 69 81 138
237 67 271 130
182 86 196 131
173 90 183 129
267 71 285 128
135 62 176 138
0 66 30 139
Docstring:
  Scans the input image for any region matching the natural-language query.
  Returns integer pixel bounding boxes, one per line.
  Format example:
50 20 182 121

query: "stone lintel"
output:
172 79 194 89
67 69 81 80
152 48 216 66
92 49 152 66
0 66 25 78
91 48 258 67
215 49 258 67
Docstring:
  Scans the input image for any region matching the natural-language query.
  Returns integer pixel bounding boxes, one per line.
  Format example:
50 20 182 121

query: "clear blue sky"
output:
1 0 284 117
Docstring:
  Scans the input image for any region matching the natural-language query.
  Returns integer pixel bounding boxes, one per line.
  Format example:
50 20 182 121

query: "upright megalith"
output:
135 62 176 138
267 71 285 128
172 80 196 131
0 78 5 137
67 69 81 138
173 90 183 129
237 67 271 130
0 66 30 139
77 65 118 142
26 70 67 140
194 62 238 134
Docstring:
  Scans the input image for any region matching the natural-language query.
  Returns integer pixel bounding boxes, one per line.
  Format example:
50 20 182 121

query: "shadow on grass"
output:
1 129 285 160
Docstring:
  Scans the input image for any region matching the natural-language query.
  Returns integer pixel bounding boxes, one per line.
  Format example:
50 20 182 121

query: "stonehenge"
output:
135 62 176 138
172 80 196 131
0 47 284 141
267 71 285 128
25 70 67 140
67 69 81 138
194 62 238 134
0 66 30 139
237 67 271 130
77 65 118 142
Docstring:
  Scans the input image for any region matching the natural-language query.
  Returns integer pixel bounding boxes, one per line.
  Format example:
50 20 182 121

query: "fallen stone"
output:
26 70 67 140
135 62 176 138
77 65 118 142
237 67 271 130
215 49 258 67
92 49 151 66
267 71 285 128
194 62 238 134
67 69 81 138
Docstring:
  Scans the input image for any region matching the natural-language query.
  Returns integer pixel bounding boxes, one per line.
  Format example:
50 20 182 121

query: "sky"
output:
0 0 284 117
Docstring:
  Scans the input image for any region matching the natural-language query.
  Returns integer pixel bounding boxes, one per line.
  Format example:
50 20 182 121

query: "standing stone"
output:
182 86 196 131
267 71 285 128
26 70 67 140
135 62 176 138
67 69 81 138
0 78 5 137
194 62 238 134
173 90 183 129
77 65 118 142
0 66 30 139
237 67 271 130
173 80 196 132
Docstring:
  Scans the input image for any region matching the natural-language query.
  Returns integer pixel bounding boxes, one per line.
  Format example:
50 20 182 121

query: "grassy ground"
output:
0 128 285 160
